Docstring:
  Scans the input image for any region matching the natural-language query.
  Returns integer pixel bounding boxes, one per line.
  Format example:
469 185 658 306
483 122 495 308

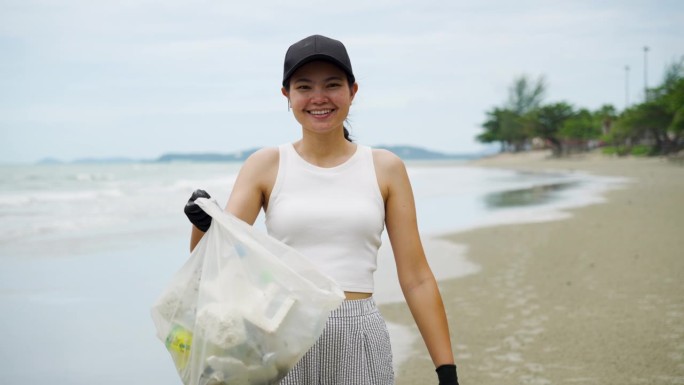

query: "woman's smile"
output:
308 108 335 118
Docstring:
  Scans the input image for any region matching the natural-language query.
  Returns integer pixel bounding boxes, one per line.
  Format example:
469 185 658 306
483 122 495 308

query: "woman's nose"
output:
310 88 329 103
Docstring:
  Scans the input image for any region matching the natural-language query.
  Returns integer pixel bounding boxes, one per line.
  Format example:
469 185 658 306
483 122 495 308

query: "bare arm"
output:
189 147 278 251
375 150 455 367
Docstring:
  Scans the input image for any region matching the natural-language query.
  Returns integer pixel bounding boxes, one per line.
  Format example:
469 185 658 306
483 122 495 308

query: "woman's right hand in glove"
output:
184 189 212 232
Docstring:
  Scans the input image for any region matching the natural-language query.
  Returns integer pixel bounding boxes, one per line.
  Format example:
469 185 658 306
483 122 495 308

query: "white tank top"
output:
265 143 385 293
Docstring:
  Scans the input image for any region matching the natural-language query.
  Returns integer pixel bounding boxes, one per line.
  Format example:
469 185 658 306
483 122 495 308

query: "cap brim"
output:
282 54 354 87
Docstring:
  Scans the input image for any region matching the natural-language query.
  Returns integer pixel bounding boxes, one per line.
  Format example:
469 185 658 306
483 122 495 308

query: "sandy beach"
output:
381 151 684 384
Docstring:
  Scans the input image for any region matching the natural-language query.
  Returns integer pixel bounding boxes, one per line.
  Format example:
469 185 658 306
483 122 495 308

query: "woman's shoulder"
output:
240 147 279 176
371 147 406 172
371 148 410 194
244 146 279 165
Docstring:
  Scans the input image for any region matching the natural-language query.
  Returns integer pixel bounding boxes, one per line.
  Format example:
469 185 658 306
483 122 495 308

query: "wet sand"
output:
380 151 684 384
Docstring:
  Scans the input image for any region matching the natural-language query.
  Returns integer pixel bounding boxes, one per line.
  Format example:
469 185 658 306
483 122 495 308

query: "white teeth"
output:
309 109 332 115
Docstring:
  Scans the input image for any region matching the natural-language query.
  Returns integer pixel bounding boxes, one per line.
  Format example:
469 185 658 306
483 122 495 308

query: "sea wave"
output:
0 162 626 258
0 189 125 206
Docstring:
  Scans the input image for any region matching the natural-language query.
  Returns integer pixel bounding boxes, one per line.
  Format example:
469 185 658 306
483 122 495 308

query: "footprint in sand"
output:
477 250 551 383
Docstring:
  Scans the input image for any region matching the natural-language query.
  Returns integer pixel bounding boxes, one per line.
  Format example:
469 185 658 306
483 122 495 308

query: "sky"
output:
1 0 682 164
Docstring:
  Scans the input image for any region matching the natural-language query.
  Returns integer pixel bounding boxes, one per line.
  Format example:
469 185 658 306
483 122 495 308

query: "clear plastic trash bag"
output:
151 198 345 385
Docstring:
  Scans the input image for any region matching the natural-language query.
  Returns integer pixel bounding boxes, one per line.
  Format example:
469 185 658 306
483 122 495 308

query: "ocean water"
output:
0 160 625 384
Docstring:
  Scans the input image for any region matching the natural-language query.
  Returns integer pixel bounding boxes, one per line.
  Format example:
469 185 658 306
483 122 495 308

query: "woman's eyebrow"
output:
293 76 344 84
293 77 312 84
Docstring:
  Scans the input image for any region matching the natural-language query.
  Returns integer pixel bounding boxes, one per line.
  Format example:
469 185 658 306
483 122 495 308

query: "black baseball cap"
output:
282 35 355 88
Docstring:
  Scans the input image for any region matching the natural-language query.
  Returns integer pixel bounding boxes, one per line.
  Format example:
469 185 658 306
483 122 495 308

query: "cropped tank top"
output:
265 143 385 293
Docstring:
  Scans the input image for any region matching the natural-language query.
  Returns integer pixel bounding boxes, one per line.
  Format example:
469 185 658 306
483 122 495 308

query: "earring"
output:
287 99 291 111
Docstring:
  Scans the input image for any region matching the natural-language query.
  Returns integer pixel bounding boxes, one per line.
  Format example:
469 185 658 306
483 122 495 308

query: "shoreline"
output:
380 151 684 384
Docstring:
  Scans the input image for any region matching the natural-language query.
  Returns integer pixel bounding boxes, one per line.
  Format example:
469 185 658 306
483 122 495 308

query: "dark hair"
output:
283 73 355 93
343 127 352 142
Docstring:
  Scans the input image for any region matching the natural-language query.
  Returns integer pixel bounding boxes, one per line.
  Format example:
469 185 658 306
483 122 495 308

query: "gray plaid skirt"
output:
279 297 395 385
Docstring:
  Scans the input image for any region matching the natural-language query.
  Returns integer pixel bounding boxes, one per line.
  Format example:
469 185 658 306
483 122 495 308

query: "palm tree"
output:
507 75 547 115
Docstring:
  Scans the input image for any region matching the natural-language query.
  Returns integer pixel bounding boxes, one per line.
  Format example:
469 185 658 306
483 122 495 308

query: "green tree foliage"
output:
478 75 610 155
608 56 684 155
560 108 600 141
478 107 528 151
507 75 547 114
659 63 684 140
660 57 684 92
667 79 684 137
524 102 575 155
594 104 618 135
478 56 683 157
610 102 671 152
478 75 546 152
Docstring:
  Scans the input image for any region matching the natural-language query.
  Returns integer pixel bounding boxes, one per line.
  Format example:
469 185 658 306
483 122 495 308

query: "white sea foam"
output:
0 162 242 245
73 172 115 182
0 161 627 257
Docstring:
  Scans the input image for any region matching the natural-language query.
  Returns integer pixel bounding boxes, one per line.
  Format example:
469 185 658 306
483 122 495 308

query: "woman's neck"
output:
294 135 356 168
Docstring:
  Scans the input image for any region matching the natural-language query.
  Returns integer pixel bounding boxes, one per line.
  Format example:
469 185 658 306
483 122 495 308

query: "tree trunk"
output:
546 137 563 157
650 128 665 154
674 133 683 152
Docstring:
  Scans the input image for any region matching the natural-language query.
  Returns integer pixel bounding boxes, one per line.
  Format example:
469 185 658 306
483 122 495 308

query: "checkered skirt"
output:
279 297 395 384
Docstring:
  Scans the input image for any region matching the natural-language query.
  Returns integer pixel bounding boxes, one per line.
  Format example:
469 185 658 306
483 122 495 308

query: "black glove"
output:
436 364 459 385
184 189 212 232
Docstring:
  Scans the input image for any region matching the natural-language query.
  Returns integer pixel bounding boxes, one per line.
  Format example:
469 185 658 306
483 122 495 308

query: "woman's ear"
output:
350 82 359 102
282 87 291 110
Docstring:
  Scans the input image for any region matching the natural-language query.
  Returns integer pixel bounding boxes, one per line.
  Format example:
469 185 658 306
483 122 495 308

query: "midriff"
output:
344 291 373 300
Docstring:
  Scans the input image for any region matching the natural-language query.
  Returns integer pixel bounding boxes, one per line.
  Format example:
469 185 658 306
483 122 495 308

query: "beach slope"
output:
383 152 684 384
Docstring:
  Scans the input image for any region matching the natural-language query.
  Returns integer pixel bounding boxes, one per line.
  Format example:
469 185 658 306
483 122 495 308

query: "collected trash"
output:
152 198 345 385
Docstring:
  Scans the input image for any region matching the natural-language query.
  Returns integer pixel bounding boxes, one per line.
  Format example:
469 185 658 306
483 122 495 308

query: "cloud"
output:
1 0 683 162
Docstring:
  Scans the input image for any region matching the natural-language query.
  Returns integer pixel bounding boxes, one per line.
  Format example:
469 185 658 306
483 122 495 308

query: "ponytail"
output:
343 126 353 142
343 72 355 143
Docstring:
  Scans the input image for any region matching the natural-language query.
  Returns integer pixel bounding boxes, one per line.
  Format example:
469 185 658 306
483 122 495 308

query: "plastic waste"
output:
151 198 344 385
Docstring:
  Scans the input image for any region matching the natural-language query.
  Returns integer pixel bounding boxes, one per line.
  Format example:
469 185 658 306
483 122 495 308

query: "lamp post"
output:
643 46 649 101
625 65 630 109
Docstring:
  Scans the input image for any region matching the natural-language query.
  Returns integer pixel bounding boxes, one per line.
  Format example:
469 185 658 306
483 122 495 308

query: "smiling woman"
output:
284 61 357 142
182 34 460 385
281 34 358 145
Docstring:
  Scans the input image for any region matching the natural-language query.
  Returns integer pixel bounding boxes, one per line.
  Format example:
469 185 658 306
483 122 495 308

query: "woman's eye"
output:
327 83 341 88
296 85 311 90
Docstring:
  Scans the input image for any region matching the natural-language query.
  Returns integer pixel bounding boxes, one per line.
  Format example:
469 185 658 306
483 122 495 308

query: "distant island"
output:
37 145 482 164
156 148 262 163
157 146 477 163
375 145 478 161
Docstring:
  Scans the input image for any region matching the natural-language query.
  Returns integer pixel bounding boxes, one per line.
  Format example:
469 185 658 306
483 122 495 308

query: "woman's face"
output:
283 60 358 137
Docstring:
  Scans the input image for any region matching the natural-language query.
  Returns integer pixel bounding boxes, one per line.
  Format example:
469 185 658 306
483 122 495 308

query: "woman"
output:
185 34 459 385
